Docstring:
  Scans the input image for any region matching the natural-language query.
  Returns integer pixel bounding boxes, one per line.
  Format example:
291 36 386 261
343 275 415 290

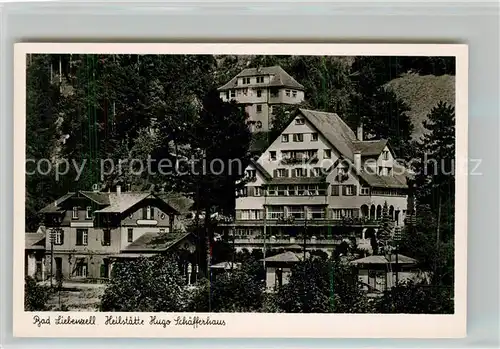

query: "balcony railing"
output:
219 217 381 227
280 156 319 165
229 236 372 246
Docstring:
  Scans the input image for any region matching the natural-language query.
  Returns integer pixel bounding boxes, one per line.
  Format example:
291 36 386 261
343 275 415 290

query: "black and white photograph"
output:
14 43 467 337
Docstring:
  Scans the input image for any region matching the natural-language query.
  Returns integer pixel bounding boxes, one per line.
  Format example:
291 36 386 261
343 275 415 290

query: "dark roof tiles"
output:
218 66 304 91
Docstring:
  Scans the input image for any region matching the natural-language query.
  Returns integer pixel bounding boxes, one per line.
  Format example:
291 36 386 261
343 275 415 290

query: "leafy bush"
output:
375 280 454 314
187 258 265 312
24 276 52 311
274 258 373 313
100 255 188 312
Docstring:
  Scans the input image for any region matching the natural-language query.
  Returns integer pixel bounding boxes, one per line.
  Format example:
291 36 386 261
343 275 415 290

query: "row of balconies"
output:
222 217 382 227
229 236 373 247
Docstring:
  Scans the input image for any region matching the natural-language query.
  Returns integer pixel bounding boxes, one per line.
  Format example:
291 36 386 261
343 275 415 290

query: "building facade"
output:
218 66 305 133
221 108 409 255
37 186 188 281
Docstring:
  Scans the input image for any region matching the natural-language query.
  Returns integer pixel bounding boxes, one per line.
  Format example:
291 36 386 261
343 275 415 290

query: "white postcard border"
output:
13 43 468 338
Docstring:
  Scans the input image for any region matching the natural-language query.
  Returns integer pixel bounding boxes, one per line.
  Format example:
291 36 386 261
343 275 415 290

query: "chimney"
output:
357 123 363 141
116 185 121 195
354 151 362 173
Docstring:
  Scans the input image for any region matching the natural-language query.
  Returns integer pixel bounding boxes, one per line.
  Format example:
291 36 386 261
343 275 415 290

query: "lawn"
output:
46 283 106 312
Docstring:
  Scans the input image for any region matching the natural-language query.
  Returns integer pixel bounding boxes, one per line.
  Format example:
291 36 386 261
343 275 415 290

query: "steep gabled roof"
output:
261 251 302 263
298 108 357 160
25 232 45 250
351 254 418 265
40 191 181 216
218 66 304 91
79 191 111 205
250 159 272 180
297 109 408 189
353 139 388 157
39 192 75 213
122 232 193 253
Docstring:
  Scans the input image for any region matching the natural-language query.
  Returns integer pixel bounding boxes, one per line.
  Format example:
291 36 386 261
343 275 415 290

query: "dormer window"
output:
379 167 391 176
72 206 78 219
142 206 155 220
285 90 291 97
295 168 307 177
295 118 305 125
313 167 322 177
246 169 256 178
292 90 297 98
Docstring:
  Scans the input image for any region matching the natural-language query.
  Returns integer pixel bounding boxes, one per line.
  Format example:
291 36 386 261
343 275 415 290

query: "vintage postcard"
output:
13 43 468 338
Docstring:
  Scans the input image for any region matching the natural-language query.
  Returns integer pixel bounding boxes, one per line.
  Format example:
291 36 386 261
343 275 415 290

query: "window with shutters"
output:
343 185 356 196
267 186 278 196
269 151 277 161
267 206 284 219
293 133 303 142
295 117 305 125
292 90 297 98
360 187 370 196
331 185 340 196
254 187 262 196
53 229 64 245
311 133 318 141
75 260 88 278
324 149 332 159
247 186 255 196
297 185 306 196
277 185 287 196
72 206 78 219
142 206 154 219
86 206 92 219
313 167 322 177
100 259 110 278
295 168 306 177
281 134 289 143
241 210 250 220
286 90 291 97
276 169 286 178
246 169 256 178
331 209 343 220
76 229 88 246
102 229 111 246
